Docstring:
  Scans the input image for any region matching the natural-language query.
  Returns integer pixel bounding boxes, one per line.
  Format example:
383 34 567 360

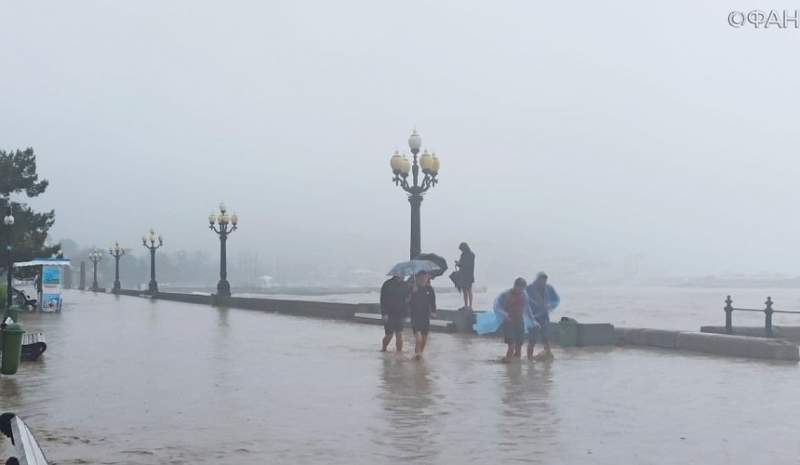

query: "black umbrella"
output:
413 253 448 278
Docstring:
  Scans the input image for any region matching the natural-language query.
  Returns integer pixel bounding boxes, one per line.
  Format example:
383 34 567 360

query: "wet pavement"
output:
1 290 799 464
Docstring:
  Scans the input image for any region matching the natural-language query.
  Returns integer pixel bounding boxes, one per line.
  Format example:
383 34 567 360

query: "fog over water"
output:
1 2 799 285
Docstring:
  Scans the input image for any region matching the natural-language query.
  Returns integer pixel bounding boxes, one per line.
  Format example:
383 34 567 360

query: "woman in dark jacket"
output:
455 242 475 309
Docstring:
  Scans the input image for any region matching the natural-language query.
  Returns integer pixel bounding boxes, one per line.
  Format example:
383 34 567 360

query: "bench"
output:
353 313 456 333
21 332 47 361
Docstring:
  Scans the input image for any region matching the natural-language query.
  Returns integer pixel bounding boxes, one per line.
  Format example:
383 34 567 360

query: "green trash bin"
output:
1 321 25 375
7 305 21 323
559 317 579 347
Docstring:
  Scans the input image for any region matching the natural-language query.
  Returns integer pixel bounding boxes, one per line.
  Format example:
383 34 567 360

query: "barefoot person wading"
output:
380 275 410 352
494 278 536 361
408 270 437 359
526 271 561 360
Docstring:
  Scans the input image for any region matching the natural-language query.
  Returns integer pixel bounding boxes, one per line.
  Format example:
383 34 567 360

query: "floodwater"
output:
1 290 799 464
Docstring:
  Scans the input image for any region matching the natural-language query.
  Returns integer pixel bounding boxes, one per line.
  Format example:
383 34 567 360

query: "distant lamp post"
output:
109 242 126 293
390 129 441 259
4 206 14 309
141 227 164 295
209 202 238 297
89 248 104 292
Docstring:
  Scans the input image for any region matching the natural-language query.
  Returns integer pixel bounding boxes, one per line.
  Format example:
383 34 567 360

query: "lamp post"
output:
109 242 125 293
89 248 103 292
390 129 441 260
209 203 238 297
141 227 164 295
4 206 14 309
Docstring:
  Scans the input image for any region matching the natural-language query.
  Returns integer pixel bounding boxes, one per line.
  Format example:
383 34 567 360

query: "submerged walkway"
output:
2 290 800 464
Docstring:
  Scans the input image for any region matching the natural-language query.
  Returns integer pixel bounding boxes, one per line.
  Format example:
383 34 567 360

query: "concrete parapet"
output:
701 325 800 343
577 324 615 346
353 313 456 333
677 332 752 358
220 296 359 320
616 328 679 349
617 327 799 361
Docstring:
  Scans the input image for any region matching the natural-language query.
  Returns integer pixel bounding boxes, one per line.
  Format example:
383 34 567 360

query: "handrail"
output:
724 295 800 337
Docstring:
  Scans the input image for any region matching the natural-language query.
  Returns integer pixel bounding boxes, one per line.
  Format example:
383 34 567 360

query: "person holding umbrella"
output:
408 270 437 359
380 274 410 352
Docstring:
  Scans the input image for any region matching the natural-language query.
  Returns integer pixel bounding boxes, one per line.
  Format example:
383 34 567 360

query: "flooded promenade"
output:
2 290 800 464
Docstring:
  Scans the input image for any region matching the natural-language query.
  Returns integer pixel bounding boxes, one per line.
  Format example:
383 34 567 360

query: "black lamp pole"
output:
209 203 239 297
4 205 14 309
141 227 163 295
109 242 125 293
89 248 103 292
390 129 441 260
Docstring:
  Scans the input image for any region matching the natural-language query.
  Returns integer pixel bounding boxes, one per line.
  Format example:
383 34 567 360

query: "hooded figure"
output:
525 271 560 360
473 279 538 336
526 271 560 318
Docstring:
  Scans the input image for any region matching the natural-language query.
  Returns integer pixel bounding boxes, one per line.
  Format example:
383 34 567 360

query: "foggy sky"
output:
1 1 799 283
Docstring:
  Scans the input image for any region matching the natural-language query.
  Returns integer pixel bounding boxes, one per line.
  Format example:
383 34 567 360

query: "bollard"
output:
765 297 774 338
79 261 86 291
559 317 579 347
453 308 476 333
724 296 733 335
1 321 25 375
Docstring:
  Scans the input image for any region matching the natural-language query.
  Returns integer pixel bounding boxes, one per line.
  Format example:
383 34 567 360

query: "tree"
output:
0 148 60 276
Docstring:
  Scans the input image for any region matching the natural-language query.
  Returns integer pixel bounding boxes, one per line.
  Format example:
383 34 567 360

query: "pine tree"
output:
0 148 60 276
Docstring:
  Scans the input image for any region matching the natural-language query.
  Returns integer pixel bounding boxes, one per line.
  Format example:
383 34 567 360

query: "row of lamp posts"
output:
5 129 438 303
82 203 237 297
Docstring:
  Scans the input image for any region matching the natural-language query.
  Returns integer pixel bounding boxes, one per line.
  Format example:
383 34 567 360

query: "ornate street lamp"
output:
390 129 441 260
4 206 14 309
89 248 103 292
141 227 164 295
209 202 238 297
109 242 126 293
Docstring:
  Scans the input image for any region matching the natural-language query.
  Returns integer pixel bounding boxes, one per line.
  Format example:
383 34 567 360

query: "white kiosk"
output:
13 258 72 313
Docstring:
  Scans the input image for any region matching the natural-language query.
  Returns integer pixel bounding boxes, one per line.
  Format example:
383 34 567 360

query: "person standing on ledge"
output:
380 275 410 352
455 242 475 310
408 270 437 359
526 271 561 361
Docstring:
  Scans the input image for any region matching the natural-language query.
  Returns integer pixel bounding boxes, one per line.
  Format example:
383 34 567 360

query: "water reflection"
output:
217 306 230 327
0 378 21 406
495 361 559 463
374 356 441 464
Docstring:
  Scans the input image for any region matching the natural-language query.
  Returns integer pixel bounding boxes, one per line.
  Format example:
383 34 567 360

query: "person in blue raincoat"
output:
525 271 561 360
489 278 538 360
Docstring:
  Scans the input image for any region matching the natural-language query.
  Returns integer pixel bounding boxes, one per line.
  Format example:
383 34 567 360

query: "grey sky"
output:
1 1 799 282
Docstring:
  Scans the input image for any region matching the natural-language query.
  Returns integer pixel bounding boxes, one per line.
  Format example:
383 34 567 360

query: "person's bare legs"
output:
419 334 428 353
462 290 469 309
506 344 515 359
467 288 474 309
414 332 424 357
395 332 404 352
543 340 553 358
513 343 522 358
382 333 393 352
